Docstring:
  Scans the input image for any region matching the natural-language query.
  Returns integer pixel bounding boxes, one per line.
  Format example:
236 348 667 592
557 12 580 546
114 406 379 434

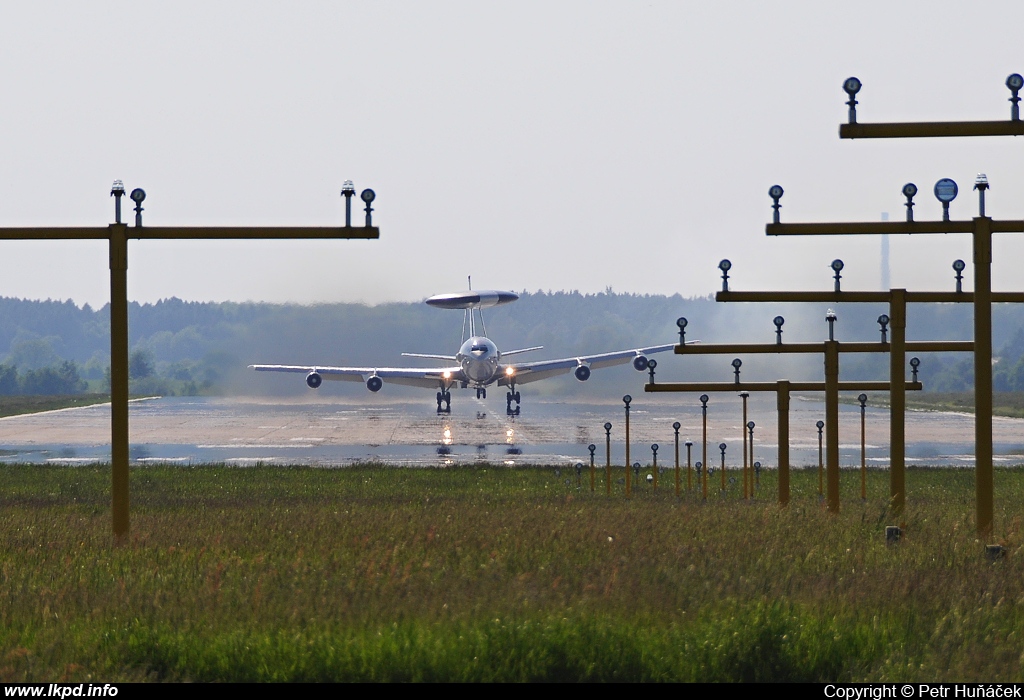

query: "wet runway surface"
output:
0 394 1021 468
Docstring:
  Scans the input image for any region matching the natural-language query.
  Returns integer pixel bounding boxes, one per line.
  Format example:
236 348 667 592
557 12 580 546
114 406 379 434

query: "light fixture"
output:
843 77 862 124
1007 73 1023 121
361 188 376 227
773 315 785 345
934 178 958 222
902 183 918 222
718 259 732 292
769 185 784 223
831 259 844 292
953 259 966 293
974 173 989 217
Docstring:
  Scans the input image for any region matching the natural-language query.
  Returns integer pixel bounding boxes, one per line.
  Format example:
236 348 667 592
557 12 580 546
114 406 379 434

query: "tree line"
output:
0 292 1022 395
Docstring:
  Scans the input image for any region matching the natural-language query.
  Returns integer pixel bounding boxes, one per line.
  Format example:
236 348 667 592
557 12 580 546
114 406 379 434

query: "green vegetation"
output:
0 394 111 418
2 464 1024 681
864 391 1024 418
5 292 1024 397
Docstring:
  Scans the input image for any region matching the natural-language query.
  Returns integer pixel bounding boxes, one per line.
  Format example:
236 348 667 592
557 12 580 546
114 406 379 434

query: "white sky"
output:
1 1 1022 307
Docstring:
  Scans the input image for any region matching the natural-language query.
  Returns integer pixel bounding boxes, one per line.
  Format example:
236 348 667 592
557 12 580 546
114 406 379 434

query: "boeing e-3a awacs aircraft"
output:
250 287 685 415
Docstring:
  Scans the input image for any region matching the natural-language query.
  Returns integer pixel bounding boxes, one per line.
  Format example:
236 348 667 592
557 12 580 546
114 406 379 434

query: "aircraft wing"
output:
501 343 678 385
249 364 463 390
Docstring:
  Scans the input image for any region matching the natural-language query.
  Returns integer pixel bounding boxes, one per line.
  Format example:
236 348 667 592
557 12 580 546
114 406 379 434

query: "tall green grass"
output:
1 464 1023 681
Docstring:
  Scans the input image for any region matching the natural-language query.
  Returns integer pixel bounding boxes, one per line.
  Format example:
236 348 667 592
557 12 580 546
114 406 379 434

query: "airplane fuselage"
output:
457 335 501 386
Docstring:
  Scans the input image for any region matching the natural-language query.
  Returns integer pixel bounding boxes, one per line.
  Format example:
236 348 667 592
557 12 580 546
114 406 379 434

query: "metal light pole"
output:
747 420 756 500
813 74 1024 534
685 440 693 493
651 444 659 491
816 420 825 498
604 422 613 495
623 395 632 498
588 443 597 492
740 391 749 499
719 442 727 492
0 182 380 540
858 393 868 500
673 421 681 497
700 394 709 501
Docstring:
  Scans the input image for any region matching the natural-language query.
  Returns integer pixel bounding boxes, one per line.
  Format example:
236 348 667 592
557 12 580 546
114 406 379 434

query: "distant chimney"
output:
880 212 890 291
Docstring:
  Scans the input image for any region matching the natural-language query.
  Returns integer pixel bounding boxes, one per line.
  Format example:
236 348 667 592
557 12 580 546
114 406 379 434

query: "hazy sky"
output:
1 2 1023 307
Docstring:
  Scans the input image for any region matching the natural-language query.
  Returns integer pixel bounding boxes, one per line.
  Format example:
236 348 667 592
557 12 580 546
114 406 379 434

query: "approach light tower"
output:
0 181 381 541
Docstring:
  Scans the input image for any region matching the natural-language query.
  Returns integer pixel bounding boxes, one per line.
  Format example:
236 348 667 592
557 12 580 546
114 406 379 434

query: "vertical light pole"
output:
651 444 659 492
817 76 1024 534
719 442 728 492
685 440 693 492
825 310 841 513
740 391 750 499
973 175 994 537
858 393 868 500
623 395 632 498
747 420 756 500
700 394 709 501
604 422 613 496
778 381 790 506
816 419 825 499
0 181 381 540
588 443 597 492
673 421 682 497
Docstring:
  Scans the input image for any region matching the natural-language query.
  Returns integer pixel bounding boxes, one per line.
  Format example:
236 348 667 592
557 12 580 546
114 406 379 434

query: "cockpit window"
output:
471 344 488 355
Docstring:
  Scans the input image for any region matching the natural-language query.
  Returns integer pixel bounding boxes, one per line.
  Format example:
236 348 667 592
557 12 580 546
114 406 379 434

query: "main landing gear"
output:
506 387 521 416
436 389 452 414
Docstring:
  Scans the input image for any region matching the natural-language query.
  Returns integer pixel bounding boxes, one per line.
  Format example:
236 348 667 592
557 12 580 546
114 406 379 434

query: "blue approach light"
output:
934 178 958 222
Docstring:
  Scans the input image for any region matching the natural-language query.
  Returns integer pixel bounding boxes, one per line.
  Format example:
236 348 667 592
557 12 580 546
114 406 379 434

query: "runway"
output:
0 394 1021 468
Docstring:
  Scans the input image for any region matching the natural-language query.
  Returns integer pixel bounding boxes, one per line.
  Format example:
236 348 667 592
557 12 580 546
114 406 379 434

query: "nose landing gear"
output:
436 389 452 414
475 387 487 400
506 389 521 416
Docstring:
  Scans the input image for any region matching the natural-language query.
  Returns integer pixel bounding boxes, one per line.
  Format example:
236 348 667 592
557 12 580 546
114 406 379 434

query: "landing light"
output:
443 370 452 379
505 367 515 376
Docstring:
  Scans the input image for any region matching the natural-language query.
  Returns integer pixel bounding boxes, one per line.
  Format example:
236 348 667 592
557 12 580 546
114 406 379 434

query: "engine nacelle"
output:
632 355 649 372
306 371 322 389
574 364 592 381
366 376 383 392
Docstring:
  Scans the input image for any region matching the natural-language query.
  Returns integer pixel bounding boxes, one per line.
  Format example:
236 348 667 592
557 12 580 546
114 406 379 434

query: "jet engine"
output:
366 376 383 392
632 355 649 371
306 371 322 389
574 364 592 381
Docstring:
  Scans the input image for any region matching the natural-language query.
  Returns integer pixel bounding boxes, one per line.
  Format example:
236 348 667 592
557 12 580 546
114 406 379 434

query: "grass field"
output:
2 463 1023 682
0 394 111 419
861 391 1024 418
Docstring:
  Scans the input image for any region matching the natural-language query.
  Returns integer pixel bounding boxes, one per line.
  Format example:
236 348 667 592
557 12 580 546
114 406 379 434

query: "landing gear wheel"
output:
436 391 444 414
476 387 486 400
506 388 522 416
441 390 452 414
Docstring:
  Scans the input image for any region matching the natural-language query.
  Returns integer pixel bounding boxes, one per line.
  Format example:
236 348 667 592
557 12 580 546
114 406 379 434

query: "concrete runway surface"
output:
0 394 1020 468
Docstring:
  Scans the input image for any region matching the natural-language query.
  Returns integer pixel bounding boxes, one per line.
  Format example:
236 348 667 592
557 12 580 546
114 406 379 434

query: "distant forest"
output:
0 291 1022 397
